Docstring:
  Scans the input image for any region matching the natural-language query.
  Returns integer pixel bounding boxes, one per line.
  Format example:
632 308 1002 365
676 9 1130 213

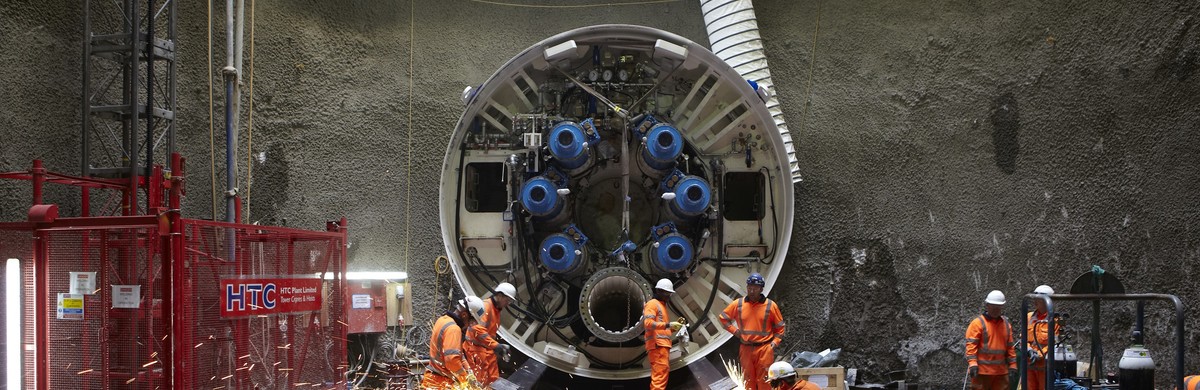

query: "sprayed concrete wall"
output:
1 0 1198 387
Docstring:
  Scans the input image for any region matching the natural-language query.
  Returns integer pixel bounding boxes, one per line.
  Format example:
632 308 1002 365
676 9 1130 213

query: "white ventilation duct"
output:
699 0 802 183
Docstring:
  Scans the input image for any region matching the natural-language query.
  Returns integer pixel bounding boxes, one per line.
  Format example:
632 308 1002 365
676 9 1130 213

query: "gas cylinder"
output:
1117 345 1154 390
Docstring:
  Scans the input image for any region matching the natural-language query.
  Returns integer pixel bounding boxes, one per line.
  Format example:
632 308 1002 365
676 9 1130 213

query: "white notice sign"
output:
112 285 141 309
352 294 371 309
69 272 97 295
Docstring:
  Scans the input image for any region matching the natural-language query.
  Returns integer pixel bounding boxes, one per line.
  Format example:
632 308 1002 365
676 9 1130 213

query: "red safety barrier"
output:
0 156 349 389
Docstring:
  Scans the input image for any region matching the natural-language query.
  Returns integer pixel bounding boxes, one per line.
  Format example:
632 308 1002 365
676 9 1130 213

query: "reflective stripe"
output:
432 320 456 362
736 298 744 333
761 300 772 334
972 315 1013 364
443 349 461 356
656 335 672 339
735 297 780 344
428 366 450 378
965 354 977 359
978 315 989 343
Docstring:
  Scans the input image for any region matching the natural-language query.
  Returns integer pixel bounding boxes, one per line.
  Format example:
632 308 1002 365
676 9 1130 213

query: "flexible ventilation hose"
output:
699 0 802 183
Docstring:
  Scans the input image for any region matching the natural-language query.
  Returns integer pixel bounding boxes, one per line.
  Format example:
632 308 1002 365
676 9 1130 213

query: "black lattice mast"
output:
82 0 176 215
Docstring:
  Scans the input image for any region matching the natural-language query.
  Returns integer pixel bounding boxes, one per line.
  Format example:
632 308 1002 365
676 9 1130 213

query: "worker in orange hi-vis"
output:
423 297 484 389
464 282 516 386
1179 375 1200 390
719 273 785 390
965 290 1018 390
644 278 684 390
1024 285 1060 390
766 361 821 390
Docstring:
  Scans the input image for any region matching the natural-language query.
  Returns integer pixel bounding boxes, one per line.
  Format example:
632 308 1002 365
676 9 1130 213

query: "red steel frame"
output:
0 155 350 389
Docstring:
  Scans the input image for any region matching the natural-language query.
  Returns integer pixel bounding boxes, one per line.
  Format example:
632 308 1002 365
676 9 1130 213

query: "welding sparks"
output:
125 378 136 384
77 369 94 375
143 360 159 368
721 355 747 390
195 342 204 348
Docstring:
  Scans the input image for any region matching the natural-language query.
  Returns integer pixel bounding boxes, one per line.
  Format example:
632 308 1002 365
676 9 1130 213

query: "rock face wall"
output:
1 0 1197 387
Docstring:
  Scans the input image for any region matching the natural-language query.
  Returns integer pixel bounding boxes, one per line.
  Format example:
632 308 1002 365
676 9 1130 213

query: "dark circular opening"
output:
593 292 642 332
686 186 703 201
557 131 575 147
530 186 547 202
656 131 674 148
667 244 684 260
549 244 566 260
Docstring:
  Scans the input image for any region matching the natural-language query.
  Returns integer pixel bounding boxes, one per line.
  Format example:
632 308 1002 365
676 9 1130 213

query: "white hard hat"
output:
462 296 486 321
766 361 796 381
985 290 1006 305
1033 285 1054 295
495 282 517 299
654 278 675 293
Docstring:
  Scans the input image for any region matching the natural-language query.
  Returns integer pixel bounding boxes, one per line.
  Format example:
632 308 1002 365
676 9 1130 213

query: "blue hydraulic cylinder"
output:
539 232 587 276
661 170 712 220
520 176 564 220
641 123 683 171
548 121 596 170
651 233 694 275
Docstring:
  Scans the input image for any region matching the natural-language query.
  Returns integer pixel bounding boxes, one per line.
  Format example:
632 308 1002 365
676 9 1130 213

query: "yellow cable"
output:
405 0 413 280
208 0 217 221
799 0 822 134
469 0 678 8
434 256 450 275
244 0 255 222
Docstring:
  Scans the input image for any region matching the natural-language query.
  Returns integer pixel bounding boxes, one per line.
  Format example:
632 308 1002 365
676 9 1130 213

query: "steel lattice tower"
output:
82 0 176 215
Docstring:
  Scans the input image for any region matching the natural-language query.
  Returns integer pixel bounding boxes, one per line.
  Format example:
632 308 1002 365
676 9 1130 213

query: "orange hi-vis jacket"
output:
643 298 673 349
965 314 1017 375
719 297 785 347
464 297 504 385
464 322 499 353
1181 375 1200 390
482 298 502 336
428 314 468 383
1026 311 1060 368
464 320 500 385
